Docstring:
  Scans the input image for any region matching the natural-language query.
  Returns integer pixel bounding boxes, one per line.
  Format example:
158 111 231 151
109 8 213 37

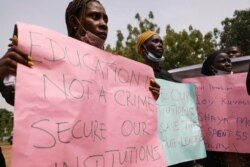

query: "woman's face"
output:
213 52 232 72
144 34 164 58
80 1 108 40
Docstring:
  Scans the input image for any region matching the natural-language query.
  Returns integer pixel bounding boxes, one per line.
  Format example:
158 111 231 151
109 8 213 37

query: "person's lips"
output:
97 32 107 40
225 66 232 72
157 48 163 55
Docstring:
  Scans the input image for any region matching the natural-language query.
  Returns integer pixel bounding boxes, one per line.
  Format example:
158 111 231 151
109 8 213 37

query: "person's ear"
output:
142 45 148 55
69 15 79 30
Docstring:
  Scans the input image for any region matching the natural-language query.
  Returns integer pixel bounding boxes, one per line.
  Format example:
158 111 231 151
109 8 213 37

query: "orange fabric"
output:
136 31 156 56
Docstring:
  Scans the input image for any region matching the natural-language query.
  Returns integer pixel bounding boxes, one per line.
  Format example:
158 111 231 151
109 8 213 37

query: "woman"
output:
201 50 233 76
0 2 160 166
199 50 232 167
199 50 250 167
136 31 199 167
65 0 108 49
0 0 109 105
0 0 160 105
136 31 176 82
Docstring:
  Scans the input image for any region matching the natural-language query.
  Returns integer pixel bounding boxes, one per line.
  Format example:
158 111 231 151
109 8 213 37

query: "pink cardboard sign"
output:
11 22 166 167
183 73 250 153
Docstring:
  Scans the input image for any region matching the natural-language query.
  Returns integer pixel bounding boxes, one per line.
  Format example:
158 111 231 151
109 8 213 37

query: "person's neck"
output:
145 59 160 70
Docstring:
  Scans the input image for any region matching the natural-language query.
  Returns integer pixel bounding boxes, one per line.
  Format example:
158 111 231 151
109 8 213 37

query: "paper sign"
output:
11 22 166 167
183 73 250 153
156 79 206 165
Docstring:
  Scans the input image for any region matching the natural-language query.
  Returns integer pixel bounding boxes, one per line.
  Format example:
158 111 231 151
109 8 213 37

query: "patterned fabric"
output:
136 31 157 56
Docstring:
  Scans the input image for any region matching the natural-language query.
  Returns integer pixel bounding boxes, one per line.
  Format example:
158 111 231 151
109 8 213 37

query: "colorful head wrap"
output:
136 31 157 56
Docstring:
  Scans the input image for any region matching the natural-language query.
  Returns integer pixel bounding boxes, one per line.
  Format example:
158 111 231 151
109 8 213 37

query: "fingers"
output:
149 79 160 100
0 35 33 78
0 48 33 78
150 79 160 89
5 46 31 67
149 87 160 100
0 58 18 78
9 35 18 46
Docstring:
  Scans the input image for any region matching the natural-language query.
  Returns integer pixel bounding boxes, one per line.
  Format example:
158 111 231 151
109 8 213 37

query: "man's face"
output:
144 34 164 58
226 46 242 58
81 1 108 40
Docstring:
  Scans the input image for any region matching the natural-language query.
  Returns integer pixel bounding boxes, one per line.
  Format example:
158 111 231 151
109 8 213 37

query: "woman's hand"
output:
149 79 160 100
0 36 33 79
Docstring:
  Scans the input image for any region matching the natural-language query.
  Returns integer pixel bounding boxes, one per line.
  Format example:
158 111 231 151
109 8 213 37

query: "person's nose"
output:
99 18 108 31
225 61 232 66
228 52 236 58
157 42 163 49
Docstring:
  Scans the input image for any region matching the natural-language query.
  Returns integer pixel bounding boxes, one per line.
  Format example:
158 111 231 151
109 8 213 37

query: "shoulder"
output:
154 68 177 82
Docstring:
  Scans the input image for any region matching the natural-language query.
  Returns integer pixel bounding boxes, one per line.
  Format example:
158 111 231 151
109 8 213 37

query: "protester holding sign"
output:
136 31 177 82
0 0 108 105
199 50 250 167
0 0 160 106
0 2 161 167
136 31 200 167
199 50 231 166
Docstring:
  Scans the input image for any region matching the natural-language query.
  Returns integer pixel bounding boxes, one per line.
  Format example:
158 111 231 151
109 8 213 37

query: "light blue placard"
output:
156 79 206 166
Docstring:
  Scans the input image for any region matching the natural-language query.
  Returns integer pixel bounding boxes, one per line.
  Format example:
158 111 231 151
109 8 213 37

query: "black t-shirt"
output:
0 147 6 167
154 67 197 167
247 63 250 95
153 67 177 82
0 79 14 106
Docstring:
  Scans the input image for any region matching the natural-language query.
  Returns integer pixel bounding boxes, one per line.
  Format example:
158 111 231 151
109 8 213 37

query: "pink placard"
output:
11 22 166 167
183 73 250 153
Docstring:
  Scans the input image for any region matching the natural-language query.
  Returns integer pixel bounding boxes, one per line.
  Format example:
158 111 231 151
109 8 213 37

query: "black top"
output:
0 79 15 106
247 63 250 95
0 147 6 167
153 67 177 82
154 67 197 167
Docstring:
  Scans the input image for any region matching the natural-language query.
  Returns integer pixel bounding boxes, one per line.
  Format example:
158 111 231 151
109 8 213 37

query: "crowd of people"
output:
0 0 249 167
0 1 159 166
